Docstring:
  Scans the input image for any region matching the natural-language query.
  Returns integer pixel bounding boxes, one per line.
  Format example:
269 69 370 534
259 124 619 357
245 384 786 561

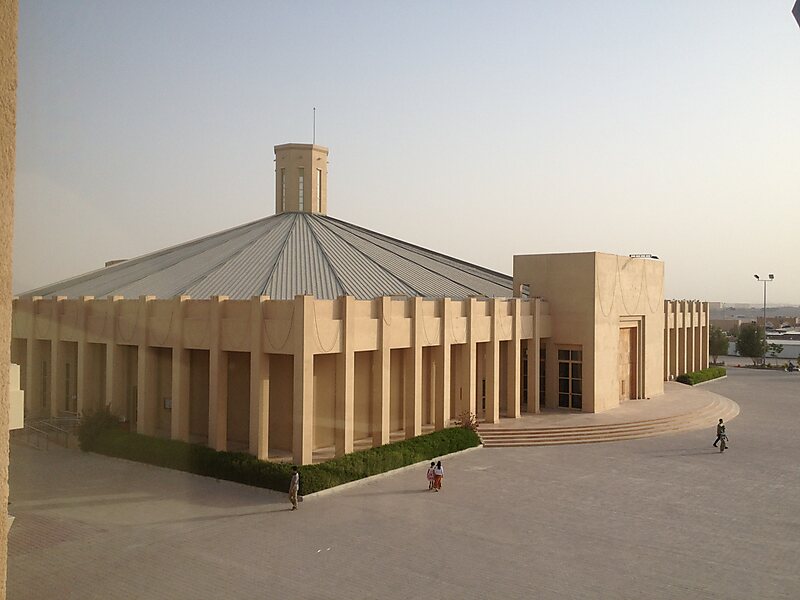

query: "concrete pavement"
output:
8 368 800 599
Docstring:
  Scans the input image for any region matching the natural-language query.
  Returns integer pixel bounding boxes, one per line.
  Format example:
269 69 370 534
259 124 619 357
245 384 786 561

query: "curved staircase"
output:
478 395 740 448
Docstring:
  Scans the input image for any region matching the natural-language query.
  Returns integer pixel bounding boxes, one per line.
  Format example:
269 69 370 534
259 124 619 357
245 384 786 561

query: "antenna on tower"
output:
313 107 316 144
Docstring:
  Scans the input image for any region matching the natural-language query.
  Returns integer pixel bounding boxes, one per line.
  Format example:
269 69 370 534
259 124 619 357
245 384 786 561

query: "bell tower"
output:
274 143 329 215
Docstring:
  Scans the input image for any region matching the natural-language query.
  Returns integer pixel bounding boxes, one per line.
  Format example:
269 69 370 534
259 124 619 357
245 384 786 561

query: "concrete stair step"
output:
478 397 739 447
478 401 726 435
480 407 730 437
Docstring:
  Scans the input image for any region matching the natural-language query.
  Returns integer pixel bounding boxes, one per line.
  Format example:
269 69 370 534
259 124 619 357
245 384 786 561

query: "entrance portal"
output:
618 327 637 401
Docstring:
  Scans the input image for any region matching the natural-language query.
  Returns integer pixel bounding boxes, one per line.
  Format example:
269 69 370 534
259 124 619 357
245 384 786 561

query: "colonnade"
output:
11 294 550 464
664 300 710 380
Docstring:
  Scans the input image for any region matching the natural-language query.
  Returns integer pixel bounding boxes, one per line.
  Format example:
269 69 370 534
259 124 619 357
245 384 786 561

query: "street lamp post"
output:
754 273 775 365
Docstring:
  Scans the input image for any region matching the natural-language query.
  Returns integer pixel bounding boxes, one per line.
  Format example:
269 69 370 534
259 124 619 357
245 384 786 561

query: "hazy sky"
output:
12 1 800 304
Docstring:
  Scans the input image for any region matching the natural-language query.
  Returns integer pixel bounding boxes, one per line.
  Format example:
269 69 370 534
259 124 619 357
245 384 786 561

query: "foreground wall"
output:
0 0 17 594
11 295 551 464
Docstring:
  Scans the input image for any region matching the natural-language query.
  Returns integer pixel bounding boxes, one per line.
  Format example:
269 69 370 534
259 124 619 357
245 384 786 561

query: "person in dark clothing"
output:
712 419 725 448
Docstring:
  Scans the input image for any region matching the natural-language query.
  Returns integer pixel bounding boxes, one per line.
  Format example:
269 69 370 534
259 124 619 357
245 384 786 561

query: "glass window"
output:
280 169 286 212
521 348 528 409
539 346 546 409
41 360 47 407
557 347 583 410
316 168 322 212
298 168 304 211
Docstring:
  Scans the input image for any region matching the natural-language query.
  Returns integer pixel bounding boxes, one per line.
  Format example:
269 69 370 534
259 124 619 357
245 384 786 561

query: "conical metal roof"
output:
22 213 515 300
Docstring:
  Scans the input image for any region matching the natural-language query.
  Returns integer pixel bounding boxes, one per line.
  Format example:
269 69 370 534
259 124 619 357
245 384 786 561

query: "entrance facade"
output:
618 327 638 401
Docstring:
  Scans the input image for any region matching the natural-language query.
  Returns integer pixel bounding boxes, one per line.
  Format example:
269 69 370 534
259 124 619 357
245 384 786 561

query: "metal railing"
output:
20 414 82 450
22 424 49 450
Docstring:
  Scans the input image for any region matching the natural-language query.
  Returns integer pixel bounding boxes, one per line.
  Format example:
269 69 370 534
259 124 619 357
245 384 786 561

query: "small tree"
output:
735 323 767 366
767 342 784 360
709 326 728 364
454 411 479 432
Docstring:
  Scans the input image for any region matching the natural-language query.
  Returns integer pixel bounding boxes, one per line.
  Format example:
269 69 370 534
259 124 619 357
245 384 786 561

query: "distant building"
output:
711 318 745 335
10 144 708 464
757 316 800 330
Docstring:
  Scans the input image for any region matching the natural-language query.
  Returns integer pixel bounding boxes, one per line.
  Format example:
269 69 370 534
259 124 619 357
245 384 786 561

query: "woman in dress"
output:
433 460 444 491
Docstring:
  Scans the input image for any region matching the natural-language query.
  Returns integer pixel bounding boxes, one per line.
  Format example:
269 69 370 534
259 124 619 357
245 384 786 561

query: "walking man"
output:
712 419 724 448
289 466 300 510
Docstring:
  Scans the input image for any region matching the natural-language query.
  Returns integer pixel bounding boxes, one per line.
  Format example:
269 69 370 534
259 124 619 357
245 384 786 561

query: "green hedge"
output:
79 412 480 495
676 366 726 385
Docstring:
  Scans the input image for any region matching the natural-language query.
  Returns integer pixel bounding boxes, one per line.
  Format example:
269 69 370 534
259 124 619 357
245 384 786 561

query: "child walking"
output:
426 462 435 490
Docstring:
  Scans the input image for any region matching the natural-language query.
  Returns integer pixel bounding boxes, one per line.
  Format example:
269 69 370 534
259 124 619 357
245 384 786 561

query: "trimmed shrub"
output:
676 366 726 385
454 411 479 432
77 406 120 451
79 420 480 495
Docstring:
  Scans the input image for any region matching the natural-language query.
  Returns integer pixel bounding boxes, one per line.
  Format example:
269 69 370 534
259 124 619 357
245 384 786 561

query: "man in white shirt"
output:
289 466 300 510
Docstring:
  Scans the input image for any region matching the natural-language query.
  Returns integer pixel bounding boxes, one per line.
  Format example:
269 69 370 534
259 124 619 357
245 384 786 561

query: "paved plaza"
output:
7 368 800 599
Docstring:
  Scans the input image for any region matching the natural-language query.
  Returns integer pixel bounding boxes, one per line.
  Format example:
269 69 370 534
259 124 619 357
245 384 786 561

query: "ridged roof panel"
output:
184 213 295 299
263 214 344 300
21 212 516 300
306 216 419 299
24 218 271 299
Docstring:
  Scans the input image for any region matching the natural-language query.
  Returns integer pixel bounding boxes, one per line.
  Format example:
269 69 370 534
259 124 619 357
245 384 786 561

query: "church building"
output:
10 143 709 464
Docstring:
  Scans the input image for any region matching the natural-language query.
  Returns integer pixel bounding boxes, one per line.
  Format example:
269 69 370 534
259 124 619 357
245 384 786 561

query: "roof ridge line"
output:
95 219 274 299
303 214 348 298
321 216 487 298
259 213 301 296
177 215 290 297
22 215 273 297
322 214 511 286
311 215 422 298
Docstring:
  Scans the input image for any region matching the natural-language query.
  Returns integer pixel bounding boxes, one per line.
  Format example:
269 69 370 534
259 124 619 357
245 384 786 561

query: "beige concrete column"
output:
663 301 670 381
171 296 190 442
137 295 158 435
76 296 93 416
24 297 42 416
461 297 477 415
335 296 355 456
687 302 695 372
694 303 704 371
702 302 710 370
293 295 314 465
404 297 423 439
49 297 66 418
371 297 391 447
105 296 125 417
507 298 521 419
249 296 270 459
485 298 501 424
208 295 228 451
528 299 541 414
669 302 679 379
678 302 688 375
434 298 452 430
